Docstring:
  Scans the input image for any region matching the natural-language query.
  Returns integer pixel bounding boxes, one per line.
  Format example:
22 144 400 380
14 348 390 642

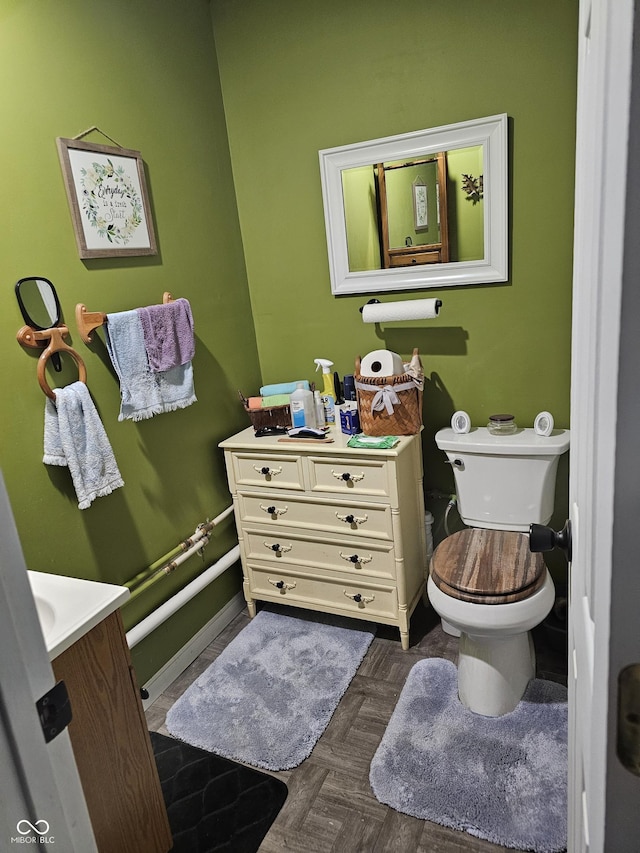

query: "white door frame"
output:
0 473 96 851
569 0 640 849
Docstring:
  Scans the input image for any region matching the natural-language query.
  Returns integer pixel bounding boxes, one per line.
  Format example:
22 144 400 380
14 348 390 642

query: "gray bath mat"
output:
166 605 375 771
370 658 567 853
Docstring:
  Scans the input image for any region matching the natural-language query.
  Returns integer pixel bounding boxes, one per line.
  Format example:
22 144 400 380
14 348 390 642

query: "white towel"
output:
105 309 197 421
43 382 124 510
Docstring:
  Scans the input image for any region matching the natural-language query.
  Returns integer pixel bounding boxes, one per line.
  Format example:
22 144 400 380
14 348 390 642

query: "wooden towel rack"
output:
16 324 87 400
75 292 175 344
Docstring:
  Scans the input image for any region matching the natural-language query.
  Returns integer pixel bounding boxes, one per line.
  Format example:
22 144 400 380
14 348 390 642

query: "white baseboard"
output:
141 591 245 709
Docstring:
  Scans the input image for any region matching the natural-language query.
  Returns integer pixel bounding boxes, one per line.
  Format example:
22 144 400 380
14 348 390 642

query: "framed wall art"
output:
412 179 428 231
56 137 157 259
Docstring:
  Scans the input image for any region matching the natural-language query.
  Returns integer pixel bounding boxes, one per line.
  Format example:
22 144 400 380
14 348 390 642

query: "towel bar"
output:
17 325 87 400
76 292 175 343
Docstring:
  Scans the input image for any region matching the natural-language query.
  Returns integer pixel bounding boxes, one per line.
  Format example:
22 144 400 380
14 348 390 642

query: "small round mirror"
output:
15 277 61 330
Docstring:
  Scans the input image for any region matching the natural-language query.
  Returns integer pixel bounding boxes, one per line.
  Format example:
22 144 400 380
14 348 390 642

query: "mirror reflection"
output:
15 276 62 371
15 277 61 330
319 114 507 295
343 146 484 273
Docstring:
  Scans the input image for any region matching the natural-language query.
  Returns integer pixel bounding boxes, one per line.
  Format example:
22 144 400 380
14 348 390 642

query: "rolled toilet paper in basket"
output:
359 349 405 377
361 298 441 324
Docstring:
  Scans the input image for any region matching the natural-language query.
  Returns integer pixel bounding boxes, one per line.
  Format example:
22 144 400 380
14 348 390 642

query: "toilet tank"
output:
435 427 570 531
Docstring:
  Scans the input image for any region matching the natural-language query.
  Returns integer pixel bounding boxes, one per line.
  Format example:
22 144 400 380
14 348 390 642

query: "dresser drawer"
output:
236 491 393 540
228 452 305 491
243 529 396 580
308 456 391 498
248 564 398 620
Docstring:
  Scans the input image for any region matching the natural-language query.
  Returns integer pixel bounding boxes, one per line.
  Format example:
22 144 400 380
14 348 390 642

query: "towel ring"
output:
38 329 87 399
17 325 87 400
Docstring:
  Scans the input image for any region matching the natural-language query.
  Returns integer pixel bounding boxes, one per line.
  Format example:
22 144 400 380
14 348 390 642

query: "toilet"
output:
427 426 570 716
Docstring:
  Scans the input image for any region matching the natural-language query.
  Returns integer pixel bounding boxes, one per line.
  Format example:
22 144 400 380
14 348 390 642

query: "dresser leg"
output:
247 598 257 618
400 629 410 650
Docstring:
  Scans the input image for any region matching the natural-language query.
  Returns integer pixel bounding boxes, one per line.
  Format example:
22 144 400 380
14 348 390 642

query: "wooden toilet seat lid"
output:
430 528 546 604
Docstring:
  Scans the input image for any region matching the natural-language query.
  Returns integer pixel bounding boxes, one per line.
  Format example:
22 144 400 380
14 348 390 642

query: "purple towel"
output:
137 298 195 372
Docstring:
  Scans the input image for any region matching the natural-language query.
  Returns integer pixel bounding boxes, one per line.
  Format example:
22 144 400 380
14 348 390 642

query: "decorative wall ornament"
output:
56 134 157 259
461 173 483 204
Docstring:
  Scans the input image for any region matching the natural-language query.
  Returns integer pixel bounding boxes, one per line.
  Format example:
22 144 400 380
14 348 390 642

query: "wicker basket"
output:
239 391 291 431
354 348 423 436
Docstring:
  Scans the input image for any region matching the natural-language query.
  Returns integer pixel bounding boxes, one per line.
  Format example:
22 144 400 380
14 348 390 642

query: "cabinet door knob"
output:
336 512 368 527
268 578 296 592
339 551 372 566
343 589 375 606
264 541 292 555
260 504 288 517
254 465 282 478
331 469 365 484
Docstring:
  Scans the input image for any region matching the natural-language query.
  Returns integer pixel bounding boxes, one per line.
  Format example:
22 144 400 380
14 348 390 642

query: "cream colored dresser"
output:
219 425 427 649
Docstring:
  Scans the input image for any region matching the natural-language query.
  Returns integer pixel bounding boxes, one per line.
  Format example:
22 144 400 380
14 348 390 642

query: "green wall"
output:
0 0 261 684
212 0 578 568
447 146 485 262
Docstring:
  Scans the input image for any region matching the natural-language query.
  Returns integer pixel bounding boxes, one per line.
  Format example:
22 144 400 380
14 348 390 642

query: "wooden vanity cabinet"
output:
52 610 172 853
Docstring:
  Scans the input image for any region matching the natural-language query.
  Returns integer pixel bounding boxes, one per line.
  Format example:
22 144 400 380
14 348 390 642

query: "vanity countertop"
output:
28 570 130 661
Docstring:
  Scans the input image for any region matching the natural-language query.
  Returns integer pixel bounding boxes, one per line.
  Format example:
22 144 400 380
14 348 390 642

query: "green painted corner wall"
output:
2 0 579 687
212 0 578 572
0 0 261 685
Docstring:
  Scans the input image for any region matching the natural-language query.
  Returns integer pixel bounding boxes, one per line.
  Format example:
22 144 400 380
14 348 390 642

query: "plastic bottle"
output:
314 390 324 429
314 358 336 425
290 383 316 428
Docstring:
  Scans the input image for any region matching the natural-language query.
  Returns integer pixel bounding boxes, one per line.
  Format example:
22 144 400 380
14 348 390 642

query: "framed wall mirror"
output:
319 114 508 295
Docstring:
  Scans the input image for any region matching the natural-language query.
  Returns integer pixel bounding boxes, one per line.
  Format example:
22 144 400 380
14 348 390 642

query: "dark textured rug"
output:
370 658 568 853
165 605 375 770
150 731 287 853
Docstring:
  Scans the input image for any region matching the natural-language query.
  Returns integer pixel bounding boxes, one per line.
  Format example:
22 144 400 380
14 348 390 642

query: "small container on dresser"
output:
219 426 428 649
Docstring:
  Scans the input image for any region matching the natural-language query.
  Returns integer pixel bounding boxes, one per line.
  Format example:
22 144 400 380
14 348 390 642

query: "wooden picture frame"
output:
56 137 157 259
412 180 429 231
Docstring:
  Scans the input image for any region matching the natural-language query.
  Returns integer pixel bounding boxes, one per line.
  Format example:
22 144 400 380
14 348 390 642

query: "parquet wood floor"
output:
146 599 567 853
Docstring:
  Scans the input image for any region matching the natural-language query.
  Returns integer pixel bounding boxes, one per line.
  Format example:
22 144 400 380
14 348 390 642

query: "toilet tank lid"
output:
435 426 570 456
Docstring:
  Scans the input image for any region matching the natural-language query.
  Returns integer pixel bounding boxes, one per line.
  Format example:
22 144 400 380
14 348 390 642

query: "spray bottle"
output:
314 358 336 425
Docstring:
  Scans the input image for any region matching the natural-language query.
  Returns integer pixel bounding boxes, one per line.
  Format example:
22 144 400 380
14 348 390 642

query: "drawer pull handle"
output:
339 552 372 566
268 578 297 591
264 541 292 555
260 504 288 517
343 590 375 605
336 512 368 526
254 465 283 478
331 470 365 484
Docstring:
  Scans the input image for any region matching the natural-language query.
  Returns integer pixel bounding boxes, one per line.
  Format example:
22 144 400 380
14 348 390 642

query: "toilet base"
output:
457 630 535 716
441 618 461 637
426 572 555 717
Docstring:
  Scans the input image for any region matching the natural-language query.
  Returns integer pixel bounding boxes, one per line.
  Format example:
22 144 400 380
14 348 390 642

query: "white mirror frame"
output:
319 114 508 296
